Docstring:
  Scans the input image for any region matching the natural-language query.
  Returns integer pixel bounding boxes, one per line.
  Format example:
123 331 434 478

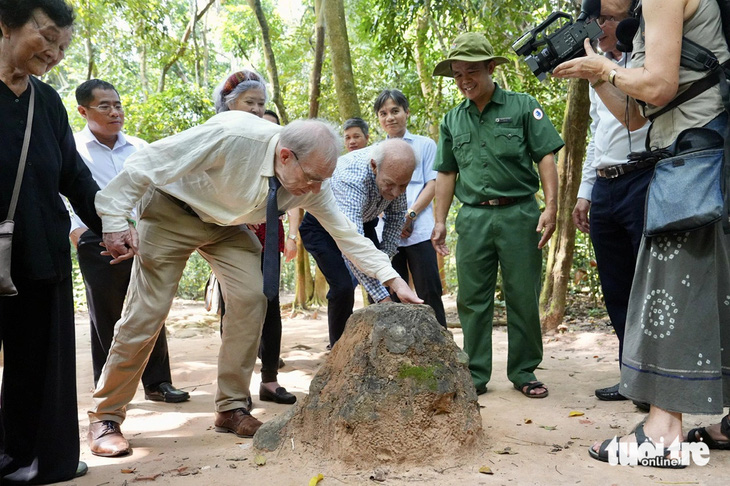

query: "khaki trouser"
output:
89 190 266 423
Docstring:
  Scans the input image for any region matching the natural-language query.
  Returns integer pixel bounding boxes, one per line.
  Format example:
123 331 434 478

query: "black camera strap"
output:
645 45 730 122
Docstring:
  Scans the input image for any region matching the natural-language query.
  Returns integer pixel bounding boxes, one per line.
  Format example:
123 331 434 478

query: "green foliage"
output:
70 247 87 311
56 0 602 315
126 84 216 141
177 252 211 300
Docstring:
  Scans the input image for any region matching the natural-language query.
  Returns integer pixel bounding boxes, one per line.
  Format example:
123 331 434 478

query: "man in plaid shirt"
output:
300 138 416 347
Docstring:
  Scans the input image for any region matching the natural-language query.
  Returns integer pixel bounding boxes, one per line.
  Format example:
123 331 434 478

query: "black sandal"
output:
687 414 730 450
589 424 686 468
514 381 548 398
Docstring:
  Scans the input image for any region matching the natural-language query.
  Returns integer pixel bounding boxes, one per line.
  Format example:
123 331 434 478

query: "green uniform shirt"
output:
434 84 564 205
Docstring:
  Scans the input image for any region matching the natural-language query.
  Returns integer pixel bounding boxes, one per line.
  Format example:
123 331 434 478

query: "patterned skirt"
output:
620 224 730 414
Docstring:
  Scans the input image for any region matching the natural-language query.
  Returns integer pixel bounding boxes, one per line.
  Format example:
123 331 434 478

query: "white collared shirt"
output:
390 130 437 246
69 125 148 231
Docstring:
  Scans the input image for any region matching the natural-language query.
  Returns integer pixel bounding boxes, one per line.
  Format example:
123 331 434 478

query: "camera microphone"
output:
616 17 640 53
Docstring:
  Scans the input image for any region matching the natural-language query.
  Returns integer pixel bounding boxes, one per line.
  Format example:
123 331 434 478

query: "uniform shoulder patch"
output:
532 108 544 120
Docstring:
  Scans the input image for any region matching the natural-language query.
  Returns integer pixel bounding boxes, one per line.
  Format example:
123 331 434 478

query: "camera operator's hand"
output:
552 38 614 83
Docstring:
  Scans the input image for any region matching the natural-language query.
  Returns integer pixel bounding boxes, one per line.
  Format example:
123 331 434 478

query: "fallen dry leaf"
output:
121 468 136 474
254 454 267 466
133 473 162 481
540 425 558 431
479 466 494 475
568 411 584 417
493 447 517 455
524 418 533 424
579 419 594 425
308 473 324 485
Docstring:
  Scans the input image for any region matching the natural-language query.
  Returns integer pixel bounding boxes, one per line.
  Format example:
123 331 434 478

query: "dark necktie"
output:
262 177 281 300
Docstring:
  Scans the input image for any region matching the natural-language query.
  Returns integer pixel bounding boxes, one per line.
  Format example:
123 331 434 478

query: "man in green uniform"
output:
431 33 564 398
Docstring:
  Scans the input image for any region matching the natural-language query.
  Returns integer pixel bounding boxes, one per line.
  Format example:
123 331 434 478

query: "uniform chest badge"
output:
532 108 544 120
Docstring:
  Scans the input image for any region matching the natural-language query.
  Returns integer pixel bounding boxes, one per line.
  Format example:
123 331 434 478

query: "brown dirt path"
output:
53 295 729 485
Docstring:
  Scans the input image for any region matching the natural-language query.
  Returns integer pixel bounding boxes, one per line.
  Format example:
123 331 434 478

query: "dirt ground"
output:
55 294 728 485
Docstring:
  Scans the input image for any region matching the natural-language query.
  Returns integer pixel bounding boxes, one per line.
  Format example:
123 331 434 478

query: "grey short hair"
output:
370 139 416 170
212 70 268 114
280 119 343 167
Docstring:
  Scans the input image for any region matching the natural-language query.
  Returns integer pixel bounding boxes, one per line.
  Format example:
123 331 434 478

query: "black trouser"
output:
391 240 447 328
300 213 357 347
257 251 283 383
589 166 652 365
0 276 79 484
76 230 171 388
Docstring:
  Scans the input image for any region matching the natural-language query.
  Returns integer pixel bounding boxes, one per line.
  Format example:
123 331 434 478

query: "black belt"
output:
596 160 656 179
157 189 198 217
466 196 530 207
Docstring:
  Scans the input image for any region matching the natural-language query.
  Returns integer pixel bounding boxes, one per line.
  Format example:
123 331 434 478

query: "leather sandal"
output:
687 414 730 450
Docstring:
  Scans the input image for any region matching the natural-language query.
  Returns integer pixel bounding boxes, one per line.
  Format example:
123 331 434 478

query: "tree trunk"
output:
323 0 360 121
247 0 289 124
413 1 439 141
202 14 210 88
308 0 325 119
140 43 149 99
291 0 326 309
84 30 95 80
313 267 328 305
157 0 215 92
294 211 312 310
540 78 591 332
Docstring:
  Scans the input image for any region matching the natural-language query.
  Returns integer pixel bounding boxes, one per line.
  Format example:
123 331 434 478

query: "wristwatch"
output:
406 209 418 220
287 233 298 241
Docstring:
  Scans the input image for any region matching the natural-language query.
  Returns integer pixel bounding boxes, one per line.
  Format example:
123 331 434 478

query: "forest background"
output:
55 0 602 331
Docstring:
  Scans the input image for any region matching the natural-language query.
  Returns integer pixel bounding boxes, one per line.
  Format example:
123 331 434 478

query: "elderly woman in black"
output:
0 0 103 482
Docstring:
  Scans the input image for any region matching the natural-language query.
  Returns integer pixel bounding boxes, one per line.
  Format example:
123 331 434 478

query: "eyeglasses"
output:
290 149 327 184
597 14 627 24
88 103 124 115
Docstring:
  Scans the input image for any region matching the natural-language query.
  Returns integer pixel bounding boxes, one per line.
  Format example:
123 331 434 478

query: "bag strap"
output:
646 39 730 122
6 80 35 221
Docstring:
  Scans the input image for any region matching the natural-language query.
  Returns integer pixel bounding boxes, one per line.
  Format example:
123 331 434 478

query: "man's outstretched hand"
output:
386 277 423 304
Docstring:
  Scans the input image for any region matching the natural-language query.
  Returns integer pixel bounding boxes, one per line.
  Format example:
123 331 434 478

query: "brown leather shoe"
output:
214 408 263 438
88 420 131 457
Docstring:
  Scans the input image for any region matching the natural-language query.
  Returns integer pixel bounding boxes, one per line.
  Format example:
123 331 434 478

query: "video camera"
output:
512 0 602 81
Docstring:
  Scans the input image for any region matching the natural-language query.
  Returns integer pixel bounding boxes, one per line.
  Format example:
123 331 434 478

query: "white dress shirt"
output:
392 130 437 247
70 125 147 232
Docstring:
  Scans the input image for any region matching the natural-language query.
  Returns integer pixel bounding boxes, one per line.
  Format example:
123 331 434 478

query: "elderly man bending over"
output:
87 111 421 457
300 139 416 348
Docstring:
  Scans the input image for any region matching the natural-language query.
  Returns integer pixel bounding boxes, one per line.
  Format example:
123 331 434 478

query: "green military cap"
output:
433 32 510 77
